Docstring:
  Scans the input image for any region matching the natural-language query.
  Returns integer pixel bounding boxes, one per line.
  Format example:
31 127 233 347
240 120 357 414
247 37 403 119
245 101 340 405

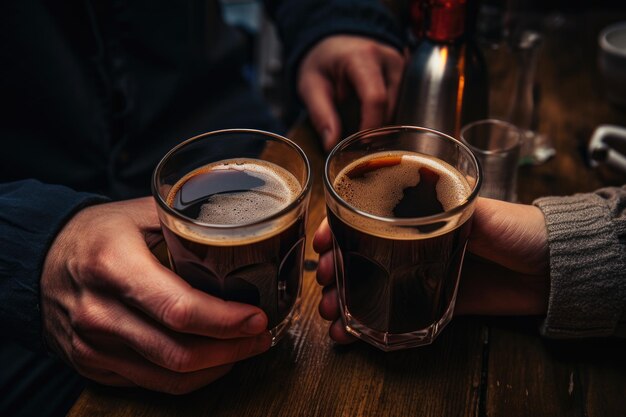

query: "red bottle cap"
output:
426 0 466 42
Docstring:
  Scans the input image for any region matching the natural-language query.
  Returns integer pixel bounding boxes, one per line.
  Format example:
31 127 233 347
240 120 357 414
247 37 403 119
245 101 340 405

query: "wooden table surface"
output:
68 10 626 417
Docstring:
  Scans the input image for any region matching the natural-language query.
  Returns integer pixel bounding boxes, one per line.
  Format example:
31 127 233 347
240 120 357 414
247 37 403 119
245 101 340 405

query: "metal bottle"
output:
394 0 489 138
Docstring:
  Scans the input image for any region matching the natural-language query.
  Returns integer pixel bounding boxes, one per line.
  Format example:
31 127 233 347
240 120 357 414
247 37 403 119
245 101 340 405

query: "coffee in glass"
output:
324 126 481 351
153 129 311 344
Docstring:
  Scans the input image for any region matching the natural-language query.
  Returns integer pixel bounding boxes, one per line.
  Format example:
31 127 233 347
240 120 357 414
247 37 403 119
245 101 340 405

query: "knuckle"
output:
70 302 102 333
70 300 121 340
160 294 193 331
358 42 379 56
69 336 94 367
163 345 194 372
83 246 116 282
365 89 387 108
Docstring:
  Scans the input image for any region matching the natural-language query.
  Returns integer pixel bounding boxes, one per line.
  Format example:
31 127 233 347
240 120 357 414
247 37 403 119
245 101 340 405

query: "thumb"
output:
108 197 161 231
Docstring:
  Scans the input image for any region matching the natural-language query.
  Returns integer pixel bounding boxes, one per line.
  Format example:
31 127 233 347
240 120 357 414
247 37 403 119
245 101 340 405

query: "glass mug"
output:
152 129 311 344
324 126 481 351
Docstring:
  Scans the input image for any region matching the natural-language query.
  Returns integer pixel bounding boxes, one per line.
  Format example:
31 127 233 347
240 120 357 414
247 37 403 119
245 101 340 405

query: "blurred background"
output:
222 0 626 131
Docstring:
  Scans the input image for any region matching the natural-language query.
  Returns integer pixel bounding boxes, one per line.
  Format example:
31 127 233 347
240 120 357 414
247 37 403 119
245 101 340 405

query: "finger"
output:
137 332 271 373
344 57 388 131
74 339 235 395
329 320 357 345
126 328 272 372
313 217 333 253
94 231 269 339
77 297 272 371
135 197 161 229
116 197 161 231
381 51 406 122
319 285 340 321
298 71 341 151
79 368 136 388
316 251 335 286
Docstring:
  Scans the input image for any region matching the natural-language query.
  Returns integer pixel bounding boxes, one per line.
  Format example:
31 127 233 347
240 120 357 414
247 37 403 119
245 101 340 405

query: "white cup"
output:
599 21 626 107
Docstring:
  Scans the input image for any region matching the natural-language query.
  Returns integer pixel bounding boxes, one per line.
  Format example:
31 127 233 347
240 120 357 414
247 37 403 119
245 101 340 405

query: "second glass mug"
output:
324 126 482 351
152 129 312 345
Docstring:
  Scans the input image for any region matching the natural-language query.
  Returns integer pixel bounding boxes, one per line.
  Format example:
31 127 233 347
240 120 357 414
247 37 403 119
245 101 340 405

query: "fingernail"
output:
243 313 267 335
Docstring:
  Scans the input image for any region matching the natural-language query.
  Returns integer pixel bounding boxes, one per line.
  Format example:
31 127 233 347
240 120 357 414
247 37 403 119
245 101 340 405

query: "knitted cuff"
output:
534 193 626 338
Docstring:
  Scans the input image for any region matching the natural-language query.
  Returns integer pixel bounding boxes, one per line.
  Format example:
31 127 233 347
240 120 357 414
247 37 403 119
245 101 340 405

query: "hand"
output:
313 198 550 344
298 35 405 151
457 197 550 316
313 218 357 344
41 197 271 394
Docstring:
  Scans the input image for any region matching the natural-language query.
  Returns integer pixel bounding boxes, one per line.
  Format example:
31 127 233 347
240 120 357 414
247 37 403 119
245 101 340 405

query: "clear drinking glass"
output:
460 119 522 202
152 129 311 344
324 126 481 351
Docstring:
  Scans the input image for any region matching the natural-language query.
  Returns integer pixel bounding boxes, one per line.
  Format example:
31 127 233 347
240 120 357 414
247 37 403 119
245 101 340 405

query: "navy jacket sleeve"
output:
265 0 406 84
0 180 108 350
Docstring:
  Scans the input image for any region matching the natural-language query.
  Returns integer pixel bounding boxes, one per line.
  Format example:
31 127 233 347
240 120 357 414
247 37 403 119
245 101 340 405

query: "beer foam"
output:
334 151 471 218
193 160 301 225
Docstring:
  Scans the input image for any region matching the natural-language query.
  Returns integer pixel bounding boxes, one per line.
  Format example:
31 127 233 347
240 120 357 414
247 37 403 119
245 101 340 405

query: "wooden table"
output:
68 10 626 417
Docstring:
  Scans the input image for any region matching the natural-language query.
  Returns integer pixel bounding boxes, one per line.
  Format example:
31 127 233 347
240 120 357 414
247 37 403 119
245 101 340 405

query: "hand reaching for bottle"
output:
313 197 551 344
298 35 405 152
41 197 272 394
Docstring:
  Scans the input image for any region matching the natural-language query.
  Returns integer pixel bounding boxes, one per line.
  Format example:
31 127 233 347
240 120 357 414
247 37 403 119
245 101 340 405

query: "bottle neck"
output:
423 0 467 43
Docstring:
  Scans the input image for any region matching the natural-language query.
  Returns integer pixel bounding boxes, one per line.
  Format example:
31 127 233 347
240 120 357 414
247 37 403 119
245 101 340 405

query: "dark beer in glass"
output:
153 129 311 344
324 126 481 351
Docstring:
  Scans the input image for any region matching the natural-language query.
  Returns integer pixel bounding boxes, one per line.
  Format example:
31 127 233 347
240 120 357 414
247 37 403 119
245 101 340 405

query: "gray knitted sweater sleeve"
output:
533 185 626 339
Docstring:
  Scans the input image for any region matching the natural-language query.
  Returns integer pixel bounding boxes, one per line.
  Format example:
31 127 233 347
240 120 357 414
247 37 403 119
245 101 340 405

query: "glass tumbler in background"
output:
152 129 311 345
460 119 522 202
324 126 481 351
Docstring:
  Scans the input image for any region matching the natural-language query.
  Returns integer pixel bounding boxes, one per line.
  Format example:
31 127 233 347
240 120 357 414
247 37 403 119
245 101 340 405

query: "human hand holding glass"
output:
315 197 550 345
152 129 311 345
41 198 271 394
322 126 481 350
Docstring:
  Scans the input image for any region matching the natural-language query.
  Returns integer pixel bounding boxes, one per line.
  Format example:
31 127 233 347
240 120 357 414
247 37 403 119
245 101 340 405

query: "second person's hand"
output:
298 35 405 152
313 198 551 344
